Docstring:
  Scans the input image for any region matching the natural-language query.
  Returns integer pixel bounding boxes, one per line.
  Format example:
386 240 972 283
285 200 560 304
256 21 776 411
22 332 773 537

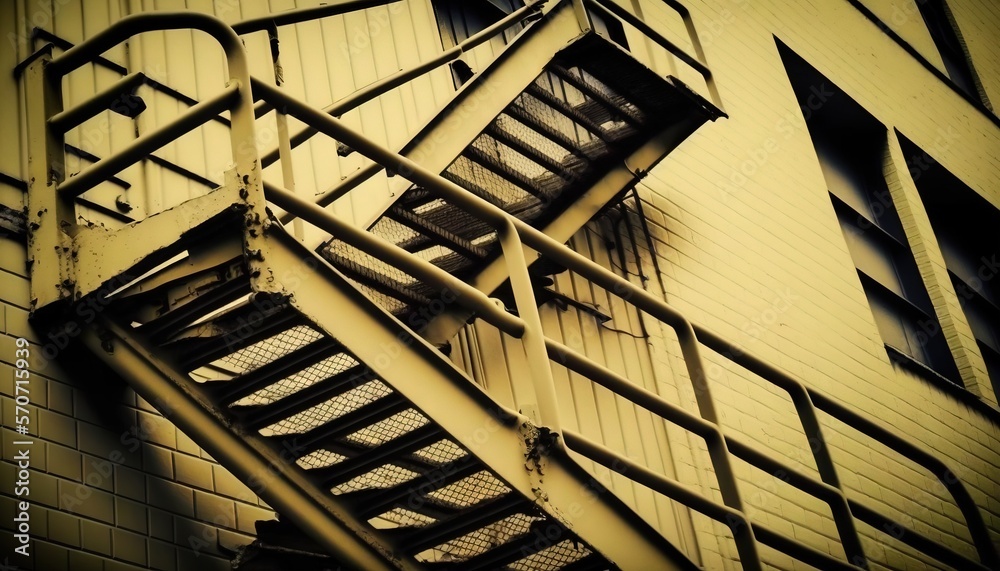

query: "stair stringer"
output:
259 226 698 570
354 0 592 230
76 316 419 571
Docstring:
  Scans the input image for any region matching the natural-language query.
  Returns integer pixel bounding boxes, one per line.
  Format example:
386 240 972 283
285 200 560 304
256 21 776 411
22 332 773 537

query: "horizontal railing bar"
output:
547 337 863 534
48 12 248 80
545 338 716 438
848 500 989 571
585 0 709 75
723 438 844 504
262 180 525 338
231 0 401 34
562 429 747 528
48 72 146 133
58 83 239 198
562 430 859 570
692 326 1000 569
258 0 548 170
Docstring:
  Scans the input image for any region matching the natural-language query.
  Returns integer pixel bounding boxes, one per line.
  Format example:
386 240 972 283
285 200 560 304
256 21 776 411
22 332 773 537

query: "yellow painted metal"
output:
24 50 73 314
78 317 413 571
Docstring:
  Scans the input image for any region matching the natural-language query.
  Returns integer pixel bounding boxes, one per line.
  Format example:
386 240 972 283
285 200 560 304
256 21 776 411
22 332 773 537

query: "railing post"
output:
572 0 592 31
673 322 764 571
498 219 562 432
24 48 74 315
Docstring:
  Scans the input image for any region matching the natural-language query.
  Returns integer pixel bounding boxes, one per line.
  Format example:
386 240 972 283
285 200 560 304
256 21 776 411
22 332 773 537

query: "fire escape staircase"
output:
20 2 1000 571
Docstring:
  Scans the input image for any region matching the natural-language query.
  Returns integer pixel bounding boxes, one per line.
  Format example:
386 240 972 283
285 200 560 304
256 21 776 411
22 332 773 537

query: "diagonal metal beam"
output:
78 317 416 571
259 226 696 570
421 118 708 345
231 0 401 34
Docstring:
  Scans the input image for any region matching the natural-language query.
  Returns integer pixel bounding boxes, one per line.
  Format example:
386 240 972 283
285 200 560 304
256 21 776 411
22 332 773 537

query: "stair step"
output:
550 64 645 128
231 364 374 431
288 393 411 453
141 277 250 343
398 200 497 246
484 122 570 177
461 144 548 199
320 443 468 522
322 250 432 307
504 102 592 161
204 337 342 405
524 83 615 144
163 295 291 348
174 307 305 372
426 525 579 571
343 453 483 520
387 492 527 555
310 423 444 488
387 205 489 260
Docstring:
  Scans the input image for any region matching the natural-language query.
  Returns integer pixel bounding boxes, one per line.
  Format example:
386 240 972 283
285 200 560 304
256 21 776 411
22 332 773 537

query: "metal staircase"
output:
310 3 722 338
21 1 1000 571
320 30 721 329
83 218 696 570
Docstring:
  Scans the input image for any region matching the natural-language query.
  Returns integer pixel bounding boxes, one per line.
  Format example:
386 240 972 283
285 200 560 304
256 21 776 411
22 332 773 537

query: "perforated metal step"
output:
320 32 720 325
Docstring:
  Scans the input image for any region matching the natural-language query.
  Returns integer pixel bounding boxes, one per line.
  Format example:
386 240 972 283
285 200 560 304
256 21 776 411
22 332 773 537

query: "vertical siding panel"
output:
55 0 88 173
0 1 24 184
317 14 359 223
538 305 584 435
387 5 428 132
188 0 231 190
472 321 517 411
366 6 409 148
581 225 664 528
167 19 207 202
296 15 344 204
549 234 619 499
342 10 392 223
407 0 455 111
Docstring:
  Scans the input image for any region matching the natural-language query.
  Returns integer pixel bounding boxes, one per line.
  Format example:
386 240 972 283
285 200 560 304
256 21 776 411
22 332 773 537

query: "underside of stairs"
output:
75 218 699 570
320 31 722 332
22 2 727 569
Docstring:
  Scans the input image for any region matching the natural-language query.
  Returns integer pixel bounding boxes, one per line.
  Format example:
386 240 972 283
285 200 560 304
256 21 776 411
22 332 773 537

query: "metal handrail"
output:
256 0 549 171
36 5 992 570
582 0 724 110
44 12 259 202
250 80 999 571
230 0 401 34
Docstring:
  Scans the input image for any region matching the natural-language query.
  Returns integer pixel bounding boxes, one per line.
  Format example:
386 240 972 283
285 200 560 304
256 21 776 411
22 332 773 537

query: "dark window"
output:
915 0 986 105
779 45 961 383
433 0 522 47
900 134 1000 400
432 0 525 86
